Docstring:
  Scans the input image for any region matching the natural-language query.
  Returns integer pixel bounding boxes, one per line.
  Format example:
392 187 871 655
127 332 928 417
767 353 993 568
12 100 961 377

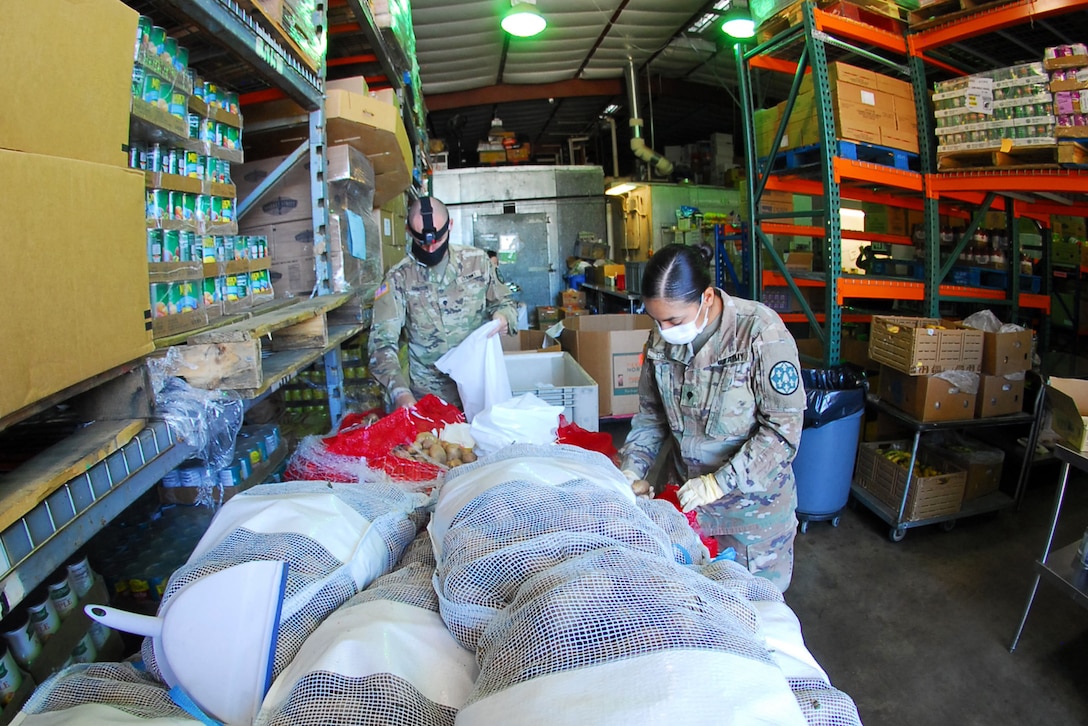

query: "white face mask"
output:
658 297 708 346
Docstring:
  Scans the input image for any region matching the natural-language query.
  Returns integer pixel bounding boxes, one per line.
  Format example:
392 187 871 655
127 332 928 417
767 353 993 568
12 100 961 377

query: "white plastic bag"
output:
468 393 562 456
435 322 512 422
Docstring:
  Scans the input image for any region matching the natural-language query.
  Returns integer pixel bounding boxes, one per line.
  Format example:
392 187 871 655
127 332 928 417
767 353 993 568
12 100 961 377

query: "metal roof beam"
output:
426 79 625 111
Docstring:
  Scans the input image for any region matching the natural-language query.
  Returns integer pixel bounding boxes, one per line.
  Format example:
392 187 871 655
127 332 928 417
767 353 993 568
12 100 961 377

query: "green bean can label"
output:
147 229 164 263
0 646 22 706
141 74 162 106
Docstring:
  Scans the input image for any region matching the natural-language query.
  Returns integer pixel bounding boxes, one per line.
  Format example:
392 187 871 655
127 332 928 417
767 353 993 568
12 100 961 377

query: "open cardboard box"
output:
500 330 561 355
1047 376 1088 451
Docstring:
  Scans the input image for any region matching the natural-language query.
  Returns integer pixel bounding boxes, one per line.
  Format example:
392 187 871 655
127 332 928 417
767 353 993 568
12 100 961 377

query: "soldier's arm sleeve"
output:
367 275 412 402
484 262 518 334
618 360 668 480
711 321 805 495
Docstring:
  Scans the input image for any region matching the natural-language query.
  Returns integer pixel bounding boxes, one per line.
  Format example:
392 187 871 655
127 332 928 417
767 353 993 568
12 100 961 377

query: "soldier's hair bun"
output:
641 243 711 304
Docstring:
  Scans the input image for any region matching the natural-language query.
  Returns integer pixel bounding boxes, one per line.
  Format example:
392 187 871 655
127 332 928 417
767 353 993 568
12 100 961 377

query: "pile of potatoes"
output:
396 431 477 469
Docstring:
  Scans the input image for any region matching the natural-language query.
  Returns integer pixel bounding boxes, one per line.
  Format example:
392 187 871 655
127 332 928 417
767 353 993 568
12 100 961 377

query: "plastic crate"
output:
854 440 967 521
503 351 599 431
868 315 984 375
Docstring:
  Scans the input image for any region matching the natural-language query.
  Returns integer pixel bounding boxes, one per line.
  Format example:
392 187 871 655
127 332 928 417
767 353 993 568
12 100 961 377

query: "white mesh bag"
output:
255 530 477 726
142 480 430 687
14 662 198 724
432 445 816 725
637 498 712 565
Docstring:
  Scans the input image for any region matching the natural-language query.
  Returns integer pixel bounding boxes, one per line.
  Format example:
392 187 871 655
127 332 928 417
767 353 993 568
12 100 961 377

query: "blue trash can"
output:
793 409 864 532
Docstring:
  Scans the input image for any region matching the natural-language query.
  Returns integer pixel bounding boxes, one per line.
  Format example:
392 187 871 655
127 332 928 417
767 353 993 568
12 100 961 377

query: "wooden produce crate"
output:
869 315 984 375
855 440 967 521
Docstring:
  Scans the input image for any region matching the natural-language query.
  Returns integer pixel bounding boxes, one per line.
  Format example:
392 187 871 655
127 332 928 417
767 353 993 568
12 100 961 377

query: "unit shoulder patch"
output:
768 360 800 395
374 282 389 300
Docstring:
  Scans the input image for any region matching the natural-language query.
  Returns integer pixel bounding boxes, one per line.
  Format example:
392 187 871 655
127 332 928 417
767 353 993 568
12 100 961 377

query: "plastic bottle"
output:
25 588 62 642
1 610 43 669
66 553 96 599
0 642 23 706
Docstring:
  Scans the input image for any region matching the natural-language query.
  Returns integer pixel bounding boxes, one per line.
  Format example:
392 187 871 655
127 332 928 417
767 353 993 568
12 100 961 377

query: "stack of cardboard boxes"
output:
754 61 919 158
0 0 154 421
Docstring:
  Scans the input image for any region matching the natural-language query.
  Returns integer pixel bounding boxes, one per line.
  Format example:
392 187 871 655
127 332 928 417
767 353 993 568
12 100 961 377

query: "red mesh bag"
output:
657 484 719 559
555 417 618 463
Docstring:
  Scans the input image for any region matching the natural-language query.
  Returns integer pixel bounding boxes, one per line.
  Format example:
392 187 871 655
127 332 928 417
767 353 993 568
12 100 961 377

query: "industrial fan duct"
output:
624 59 674 177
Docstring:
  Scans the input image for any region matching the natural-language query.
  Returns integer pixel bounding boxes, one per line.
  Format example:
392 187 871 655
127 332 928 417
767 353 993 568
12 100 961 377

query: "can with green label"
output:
146 143 163 172
174 45 188 73
176 281 199 313
70 633 97 665
220 160 232 183
136 15 152 54
128 142 144 170
222 125 241 150
184 150 201 178
202 277 220 307
192 75 205 101
210 196 223 223
149 26 166 56
142 74 162 106
195 195 211 223
168 89 187 119
163 230 181 261
164 36 177 66
131 65 145 98
162 147 177 175
225 274 239 302
199 118 216 143
178 231 194 261
204 82 219 108
147 229 164 262
204 155 218 183
200 235 217 263
146 189 168 221
220 197 234 222
181 193 196 221
225 91 240 115
0 642 23 706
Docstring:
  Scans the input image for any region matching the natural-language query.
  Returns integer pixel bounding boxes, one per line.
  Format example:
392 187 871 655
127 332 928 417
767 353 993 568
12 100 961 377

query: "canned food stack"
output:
158 425 284 506
1045 44 1088 137
131 15 194 134
0 554 112 702
934 62 1055 153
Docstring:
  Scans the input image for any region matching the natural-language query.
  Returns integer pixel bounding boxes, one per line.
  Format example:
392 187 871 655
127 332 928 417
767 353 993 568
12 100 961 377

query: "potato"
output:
427 443 447 464
448 458 463 468
443 441 462 459
461 449 477 463
417 432 438 448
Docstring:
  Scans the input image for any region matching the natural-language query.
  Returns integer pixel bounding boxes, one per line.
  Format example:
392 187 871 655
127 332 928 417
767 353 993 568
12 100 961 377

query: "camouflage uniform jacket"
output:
367 244 517 407
619 290 805 537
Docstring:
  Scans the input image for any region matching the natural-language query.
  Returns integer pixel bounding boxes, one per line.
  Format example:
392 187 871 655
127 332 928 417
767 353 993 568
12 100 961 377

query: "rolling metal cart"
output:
851 392 1043 542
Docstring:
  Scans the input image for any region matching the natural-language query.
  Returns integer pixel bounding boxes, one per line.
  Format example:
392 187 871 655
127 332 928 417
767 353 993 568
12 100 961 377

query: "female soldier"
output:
619 244 805 590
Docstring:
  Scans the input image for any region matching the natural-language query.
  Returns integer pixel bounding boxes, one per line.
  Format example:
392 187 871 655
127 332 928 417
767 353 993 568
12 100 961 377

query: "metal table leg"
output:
889 430 923 541
1010 460 1071 652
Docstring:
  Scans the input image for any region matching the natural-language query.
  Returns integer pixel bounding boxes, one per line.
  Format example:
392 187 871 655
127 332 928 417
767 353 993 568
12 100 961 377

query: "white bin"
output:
503 352 599 431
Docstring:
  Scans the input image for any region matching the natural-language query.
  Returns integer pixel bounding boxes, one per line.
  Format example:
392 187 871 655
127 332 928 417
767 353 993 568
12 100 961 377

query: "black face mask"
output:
411 239 448 267
409 197 450 267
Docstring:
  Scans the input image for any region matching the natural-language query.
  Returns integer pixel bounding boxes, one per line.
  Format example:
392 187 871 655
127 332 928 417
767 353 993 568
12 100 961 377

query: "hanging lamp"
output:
721 3 755 40
502 0 547 37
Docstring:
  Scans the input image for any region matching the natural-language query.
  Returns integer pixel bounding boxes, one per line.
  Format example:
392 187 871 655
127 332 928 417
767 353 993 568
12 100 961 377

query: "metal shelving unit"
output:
738 1 1088 365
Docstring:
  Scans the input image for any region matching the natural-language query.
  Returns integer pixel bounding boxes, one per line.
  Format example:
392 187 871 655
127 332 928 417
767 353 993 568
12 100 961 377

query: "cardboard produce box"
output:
869 315 984 375
976 374 1026 418
923 434 1005 503
1 149 153 420
326 89 412 208
980 328 1033 376
0 0 137 168
559 314 654 416
1046 377 1088 451
878 366 977 422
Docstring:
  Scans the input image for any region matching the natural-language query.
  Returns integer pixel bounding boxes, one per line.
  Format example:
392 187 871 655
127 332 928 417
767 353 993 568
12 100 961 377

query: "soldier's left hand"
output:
487 315 507 337
678 474 723 512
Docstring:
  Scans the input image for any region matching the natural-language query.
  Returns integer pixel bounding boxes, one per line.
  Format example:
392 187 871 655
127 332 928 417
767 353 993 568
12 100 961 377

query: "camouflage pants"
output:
714 522 796 592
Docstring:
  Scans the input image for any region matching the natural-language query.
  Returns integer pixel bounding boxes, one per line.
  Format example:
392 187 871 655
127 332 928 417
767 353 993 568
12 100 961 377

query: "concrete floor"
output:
602 420 1088 725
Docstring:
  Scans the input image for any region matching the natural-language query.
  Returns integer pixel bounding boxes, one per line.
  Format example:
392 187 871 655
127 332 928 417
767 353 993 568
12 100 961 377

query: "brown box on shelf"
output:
235 155 312 228
869 315 984 375
0 0 137 168
980 328 1033 376
854 440 967 521
500 330 561 355
479 149 507 165
560 307 590 319
560 289 587 308
1045 376 1088 451
326 89 412 208
785 251 814 271
2 150 153 420
878 366 978 422
536 306 562 328
881 126 920 154
559 314 654 416
976 374 1026 418
834 81 897 116
827 62 877 90
506 144 531 163
834 101 893 146
922 435 1005 503
876 74 915 101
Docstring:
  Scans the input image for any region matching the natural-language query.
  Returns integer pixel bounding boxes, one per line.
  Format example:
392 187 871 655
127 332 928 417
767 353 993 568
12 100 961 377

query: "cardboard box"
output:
479 149 507 165
869 316 984 375
828 62 876 90
854 440 967 521
878 366 978 422
834 100 893 146
378 194 408 271
877 74 915 101
326 76 370 95
976 374 1026 418
560 289 587 308
881 127 920 154
980 328 1033 376
862 204 909 236
537 306 562 328
785 251 814 271
923 434 1005 503
1 149 153 420
559 314 654 416
325 89 412 208
834 81 897 116
0 0 137 168
1046 377 1088 451
500 330 561 354
236 155 313 227
560 307 590 319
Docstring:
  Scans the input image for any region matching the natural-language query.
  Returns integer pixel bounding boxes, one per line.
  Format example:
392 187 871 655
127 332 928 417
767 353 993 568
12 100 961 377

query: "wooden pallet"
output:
909 0 1017 29
937 142 1088 171
164 293 355 394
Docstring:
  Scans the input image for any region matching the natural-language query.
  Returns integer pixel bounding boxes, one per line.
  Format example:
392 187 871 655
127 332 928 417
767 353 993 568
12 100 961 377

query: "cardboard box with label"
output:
1046 377 1088 450
878 367 978 422
559 315 654 416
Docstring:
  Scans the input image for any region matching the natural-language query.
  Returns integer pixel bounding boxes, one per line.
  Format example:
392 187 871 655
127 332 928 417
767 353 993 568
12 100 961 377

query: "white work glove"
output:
678 474 723 512
622 469 652 499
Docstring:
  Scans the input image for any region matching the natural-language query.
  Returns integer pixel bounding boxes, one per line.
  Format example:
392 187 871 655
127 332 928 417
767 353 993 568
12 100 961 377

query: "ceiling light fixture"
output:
605 182 638 196
502 0 547 37
721 3 755 40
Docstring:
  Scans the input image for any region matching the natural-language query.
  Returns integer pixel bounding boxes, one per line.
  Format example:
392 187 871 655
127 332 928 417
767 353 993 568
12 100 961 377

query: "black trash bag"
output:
801 364 868 429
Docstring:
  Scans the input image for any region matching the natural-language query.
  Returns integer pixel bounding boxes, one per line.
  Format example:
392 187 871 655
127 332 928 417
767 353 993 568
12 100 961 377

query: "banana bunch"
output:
880 449 941 478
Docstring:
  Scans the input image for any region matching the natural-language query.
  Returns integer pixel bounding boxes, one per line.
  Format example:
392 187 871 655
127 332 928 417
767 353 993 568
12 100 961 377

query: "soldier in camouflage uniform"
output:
619 244 805 590
368 197 517 410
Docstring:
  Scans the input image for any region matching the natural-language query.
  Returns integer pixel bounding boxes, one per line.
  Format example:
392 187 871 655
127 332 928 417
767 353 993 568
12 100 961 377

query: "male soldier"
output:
368 197 517 410
618 244 804 590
